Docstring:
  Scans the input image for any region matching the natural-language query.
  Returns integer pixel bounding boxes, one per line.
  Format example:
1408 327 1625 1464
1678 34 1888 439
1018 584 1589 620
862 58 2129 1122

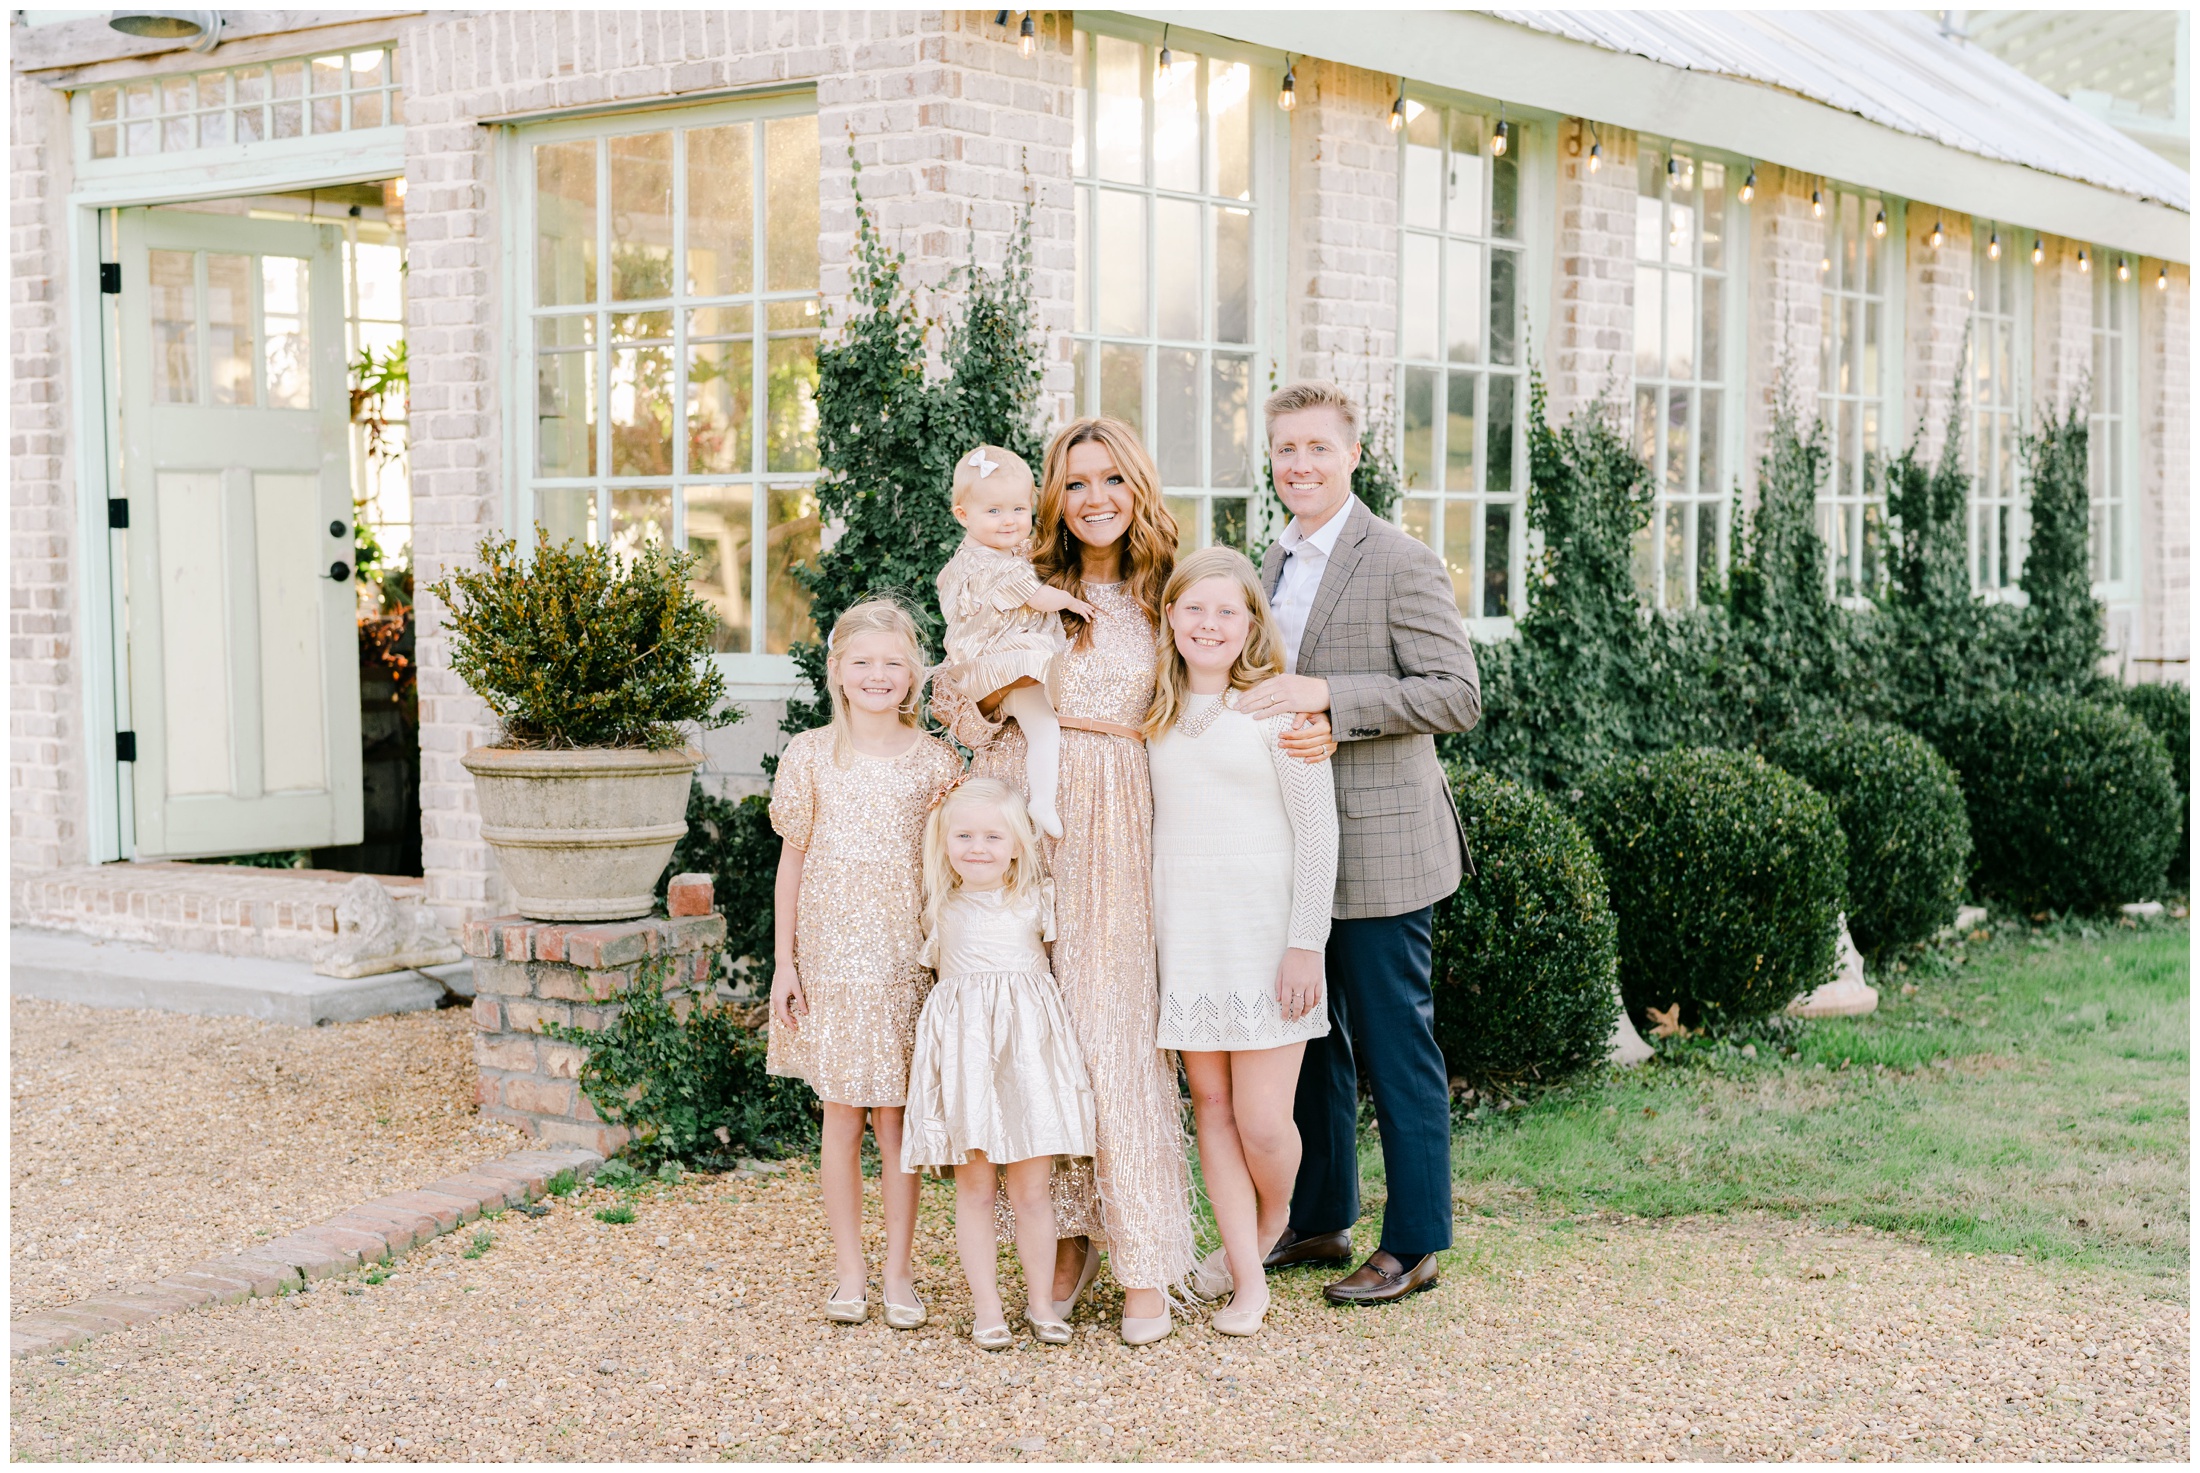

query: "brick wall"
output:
401 9 1076 925
1283 60 1399 415
1902 210 1973 464
2030 248 2093 417
9 72 85 874
1546 121 1637 429
1740 166 1826 502
2136 263 2191 676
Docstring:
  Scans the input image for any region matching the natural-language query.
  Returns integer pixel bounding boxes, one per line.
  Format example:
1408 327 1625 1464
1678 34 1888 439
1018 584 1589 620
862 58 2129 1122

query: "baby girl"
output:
936 445 1092 838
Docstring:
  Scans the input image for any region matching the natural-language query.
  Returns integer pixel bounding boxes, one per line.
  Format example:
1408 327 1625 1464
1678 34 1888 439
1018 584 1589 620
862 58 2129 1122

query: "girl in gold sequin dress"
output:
769 600 963 1330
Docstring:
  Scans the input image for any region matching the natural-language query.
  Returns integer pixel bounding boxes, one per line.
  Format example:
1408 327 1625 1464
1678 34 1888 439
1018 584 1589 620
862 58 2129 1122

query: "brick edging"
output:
8 1147 604 1361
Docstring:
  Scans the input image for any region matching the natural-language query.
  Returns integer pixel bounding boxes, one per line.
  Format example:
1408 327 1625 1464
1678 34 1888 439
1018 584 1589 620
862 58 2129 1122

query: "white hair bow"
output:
967 448 999 478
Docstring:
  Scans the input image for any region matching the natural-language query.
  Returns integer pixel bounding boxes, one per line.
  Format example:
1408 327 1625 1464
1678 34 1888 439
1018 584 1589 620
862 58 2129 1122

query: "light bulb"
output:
1811 189 1823 218
1492 116 1509 157
1278 64 1295 112
1018 11 1034 56
2118 257 2130 281
1820 256 1831 272
1157 46 1171 76
1873 209 1886 238
2032 238 2044 265
1738 167 1756 203
2160 266 2170 291
1389 93 1405 132
1929 221 1944 249
2078 249 2090 272
1588 141 1601 173
1988 231 2000 260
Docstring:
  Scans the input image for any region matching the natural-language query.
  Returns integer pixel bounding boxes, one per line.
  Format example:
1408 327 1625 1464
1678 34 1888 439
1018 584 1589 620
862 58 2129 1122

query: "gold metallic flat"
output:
972 1322 1014 1351
823 1295 869 1325
1024 1310 1072 1346
883 1298 927 1330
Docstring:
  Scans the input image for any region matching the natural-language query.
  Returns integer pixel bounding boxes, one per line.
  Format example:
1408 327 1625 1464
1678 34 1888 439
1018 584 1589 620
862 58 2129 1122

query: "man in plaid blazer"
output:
1240 380 1482 1305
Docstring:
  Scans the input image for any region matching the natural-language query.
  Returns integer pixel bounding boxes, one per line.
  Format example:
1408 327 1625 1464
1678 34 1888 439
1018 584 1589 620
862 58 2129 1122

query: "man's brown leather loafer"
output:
1323 1250 1439 1304
1261 1227 1354 1270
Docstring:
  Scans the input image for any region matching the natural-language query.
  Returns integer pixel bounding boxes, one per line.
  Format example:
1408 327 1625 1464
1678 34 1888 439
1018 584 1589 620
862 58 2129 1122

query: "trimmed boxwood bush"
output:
1936 691 2179 911
1578 747 1847 1031
2115 683 2189 887
1761 718 1971 965
1433 771 1619 1091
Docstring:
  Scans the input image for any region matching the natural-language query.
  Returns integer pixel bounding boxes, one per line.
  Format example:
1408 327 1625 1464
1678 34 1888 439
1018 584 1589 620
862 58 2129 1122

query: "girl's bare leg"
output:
819 1102 870 1301
1183 1050 1263 1314
953 1153 1006 1332
1002 1158 1061 1321
1229 1043 1307 1257
870 1106 919 1306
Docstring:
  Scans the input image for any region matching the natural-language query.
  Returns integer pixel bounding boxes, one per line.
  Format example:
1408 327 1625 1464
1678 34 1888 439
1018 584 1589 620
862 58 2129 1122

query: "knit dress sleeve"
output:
1260 717 1339 951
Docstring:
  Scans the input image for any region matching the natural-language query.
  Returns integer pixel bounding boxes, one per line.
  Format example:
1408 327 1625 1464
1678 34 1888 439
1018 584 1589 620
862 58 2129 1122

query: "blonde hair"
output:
823 597 926 765
1033 417 1178 645
1144 546 1286 738
1263 379 1364 442
950 444 1037 512
920 777 1045 943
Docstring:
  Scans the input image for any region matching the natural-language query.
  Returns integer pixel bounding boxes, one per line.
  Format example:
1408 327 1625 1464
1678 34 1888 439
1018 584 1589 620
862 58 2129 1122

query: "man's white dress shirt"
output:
1271 496 1358 674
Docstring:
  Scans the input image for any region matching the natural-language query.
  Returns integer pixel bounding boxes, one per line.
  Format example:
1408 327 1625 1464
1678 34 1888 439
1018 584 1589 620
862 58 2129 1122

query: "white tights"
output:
1004 683 1063 839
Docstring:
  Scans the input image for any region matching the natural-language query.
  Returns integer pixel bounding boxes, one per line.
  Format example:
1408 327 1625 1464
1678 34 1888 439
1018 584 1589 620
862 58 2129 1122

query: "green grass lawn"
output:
1429 915 2188 1283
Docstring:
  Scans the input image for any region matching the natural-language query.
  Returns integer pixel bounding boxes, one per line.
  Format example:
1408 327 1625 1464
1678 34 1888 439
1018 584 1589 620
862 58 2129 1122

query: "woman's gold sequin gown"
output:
935 581 1199 1292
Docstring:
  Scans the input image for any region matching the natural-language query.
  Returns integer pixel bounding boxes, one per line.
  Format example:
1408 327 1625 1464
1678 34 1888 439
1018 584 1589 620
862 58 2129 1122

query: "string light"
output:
2159 265 2170 291
1587 124 1602 172
1018 11 1034 57
1928 220 1944 249
1811 189 1823 218
2078 248 2090 272
1278 56 1296 111
1873 208 1886 238
1492 108 1509 157
2118 257 2130 282
1738 165 1756 203
1988 230 2000 260
1389 83 1405 132
2032 238 2044 265
1157 24 1172 76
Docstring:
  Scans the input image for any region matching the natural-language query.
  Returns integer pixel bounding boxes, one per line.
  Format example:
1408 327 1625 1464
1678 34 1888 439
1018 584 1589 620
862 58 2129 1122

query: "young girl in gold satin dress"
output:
768 598 963 1332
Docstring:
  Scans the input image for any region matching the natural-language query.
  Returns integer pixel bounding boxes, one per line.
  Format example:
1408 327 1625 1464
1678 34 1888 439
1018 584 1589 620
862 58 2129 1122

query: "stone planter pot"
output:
462 745 700 922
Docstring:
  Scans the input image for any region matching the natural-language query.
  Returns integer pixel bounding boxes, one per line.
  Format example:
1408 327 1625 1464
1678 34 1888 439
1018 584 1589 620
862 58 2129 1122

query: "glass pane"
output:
609 131 675 301
1156 347 1199 484
1155 199 1201 340
1074 187 1090 333
1212 352 1251 487
1154 50 1199 192
1635 387 1658 471
764 483 821 654
1165 496 1199 556
534 320 594 477
1701 161 1725 270
765 115 820 292
1211 495 1248 554
685 121 753 296
1403 235 1439 362
1488 250 1517 366
356 241 403 324
1700 273 1722 382
312 93 343 136
1402 368 1437 490
609 484 672 565
1402 104 1442 231
1635 177 1662 262
1099 343 1145 436
1697 498 1720 596
686 334 753 474
165 113 190 153
199 109 230 147
310 54 345 94
1483 500 1512 616
262 256 310 410
1215 207 1251 345
1095 34 1143 184
1448 111 1487 238
685 484 754 652
206 252 254 407
1666 271 1693 380
1699 389 1721 500
536 140 598 307
536 488 595 548
150 249 196 405
1492 136 1520 239
91 125 116 159
234 104 264 145
1073 339 1090 415
1402 497 1435 554
1664 500 1688 607
1097 190 1147 336
1209 60 1251 201
351 49 386 91
1634 265 1662 378
1446 372 1478 491
765 334 819 472
93 87 119 122
1486 374 1515 494
1446 239 1483 363
1667 195 1694 266
1863 201 1882 294
1443 497 1475 611
162 74 191 113
235 67 266 105
1666 388 1690 495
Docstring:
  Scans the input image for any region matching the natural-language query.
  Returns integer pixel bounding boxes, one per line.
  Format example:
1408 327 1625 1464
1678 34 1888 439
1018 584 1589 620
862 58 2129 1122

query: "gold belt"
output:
1055 714 1145 743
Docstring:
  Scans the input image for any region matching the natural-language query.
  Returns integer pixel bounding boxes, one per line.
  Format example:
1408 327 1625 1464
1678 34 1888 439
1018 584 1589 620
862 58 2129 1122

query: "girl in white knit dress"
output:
902 778 1097 1349
1144 547 1339 1337
936 446 1094 839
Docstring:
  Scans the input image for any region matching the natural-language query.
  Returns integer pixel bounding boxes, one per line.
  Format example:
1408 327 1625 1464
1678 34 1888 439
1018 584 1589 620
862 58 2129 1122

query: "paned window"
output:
1633 147 1734 609
1817 189 1895 596
2090 268 2132 589
348 187 408 563
86 46 401 160
1070 28 1266 552
1394 99 1525 620
144 246 313 409
521 103 821 657
1966 226 2027 592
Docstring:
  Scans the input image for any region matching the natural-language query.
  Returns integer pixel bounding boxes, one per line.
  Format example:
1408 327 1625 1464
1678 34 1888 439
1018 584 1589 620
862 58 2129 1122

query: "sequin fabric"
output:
936 582 1200 1292
765 727 965 1107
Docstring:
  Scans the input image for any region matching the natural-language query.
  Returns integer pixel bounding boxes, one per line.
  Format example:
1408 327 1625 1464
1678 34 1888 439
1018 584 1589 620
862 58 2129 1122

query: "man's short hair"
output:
1263 380 1363 443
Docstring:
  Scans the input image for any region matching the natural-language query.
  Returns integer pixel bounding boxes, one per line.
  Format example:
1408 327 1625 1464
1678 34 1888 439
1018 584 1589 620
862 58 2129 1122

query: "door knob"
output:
329 520 347 538
326 561 352 582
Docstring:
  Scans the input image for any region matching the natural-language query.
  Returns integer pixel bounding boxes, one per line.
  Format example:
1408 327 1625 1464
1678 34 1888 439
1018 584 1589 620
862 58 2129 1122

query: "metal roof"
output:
1492 9 2190 213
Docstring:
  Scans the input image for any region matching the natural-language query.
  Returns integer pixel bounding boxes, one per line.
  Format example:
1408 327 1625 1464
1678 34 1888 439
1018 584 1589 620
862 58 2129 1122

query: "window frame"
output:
2089 264 2141 606
1964 220 2033 600
1066 15 1289 555
499 91 821 691
1630 137 1750 612
1814 186 1907 603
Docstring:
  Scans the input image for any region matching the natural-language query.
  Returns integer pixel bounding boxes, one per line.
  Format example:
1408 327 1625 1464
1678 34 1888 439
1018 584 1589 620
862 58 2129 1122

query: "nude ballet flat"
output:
1211 1292 1267 1337
1054 1238 1102 1321
1119 1309 1172 1346
972 1322 1014 1351
1025 1310 1073 1346
823 1294 869 1325
883 1297 927 1330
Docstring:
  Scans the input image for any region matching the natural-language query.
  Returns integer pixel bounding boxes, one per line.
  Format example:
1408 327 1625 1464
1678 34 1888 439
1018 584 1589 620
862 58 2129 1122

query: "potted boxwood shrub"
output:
430 531 737 922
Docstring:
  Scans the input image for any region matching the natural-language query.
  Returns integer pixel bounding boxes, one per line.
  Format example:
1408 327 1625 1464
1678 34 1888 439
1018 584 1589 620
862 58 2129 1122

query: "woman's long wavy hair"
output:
1143 547 1285 739
920 777 1045 944
1033 417 1178 644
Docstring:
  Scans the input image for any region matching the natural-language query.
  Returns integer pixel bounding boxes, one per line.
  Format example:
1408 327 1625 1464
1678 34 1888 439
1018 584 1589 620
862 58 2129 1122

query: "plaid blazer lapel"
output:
1294 499 1371 670
1260 540 1286 600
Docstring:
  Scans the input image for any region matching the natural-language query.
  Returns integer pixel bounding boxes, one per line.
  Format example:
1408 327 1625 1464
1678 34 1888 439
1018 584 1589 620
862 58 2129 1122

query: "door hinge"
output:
100 263 121 295
108 497 129 529
115 731 137 762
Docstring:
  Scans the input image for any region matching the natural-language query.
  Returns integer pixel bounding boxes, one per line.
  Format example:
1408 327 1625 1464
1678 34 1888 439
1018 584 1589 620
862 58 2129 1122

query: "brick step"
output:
14 863 429 963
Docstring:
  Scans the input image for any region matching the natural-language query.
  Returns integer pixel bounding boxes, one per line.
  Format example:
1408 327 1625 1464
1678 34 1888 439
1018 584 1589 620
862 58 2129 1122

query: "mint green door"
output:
115 208 362 857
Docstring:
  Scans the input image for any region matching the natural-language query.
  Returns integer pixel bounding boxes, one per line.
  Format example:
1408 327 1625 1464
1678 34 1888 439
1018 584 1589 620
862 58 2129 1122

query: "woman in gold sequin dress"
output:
933 418 1201 1342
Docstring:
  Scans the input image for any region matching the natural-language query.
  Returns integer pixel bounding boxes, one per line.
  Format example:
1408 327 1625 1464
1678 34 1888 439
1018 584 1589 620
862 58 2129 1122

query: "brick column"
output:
461 875 728 1157
1283 60 1400 411
1742 165 1826 503
1903 210 1974 462
1547 120 1638 429
2136 262 2191 675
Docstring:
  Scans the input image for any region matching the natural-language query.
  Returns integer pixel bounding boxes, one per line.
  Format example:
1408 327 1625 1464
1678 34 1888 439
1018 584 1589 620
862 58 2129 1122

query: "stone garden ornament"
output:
313 875 464 979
